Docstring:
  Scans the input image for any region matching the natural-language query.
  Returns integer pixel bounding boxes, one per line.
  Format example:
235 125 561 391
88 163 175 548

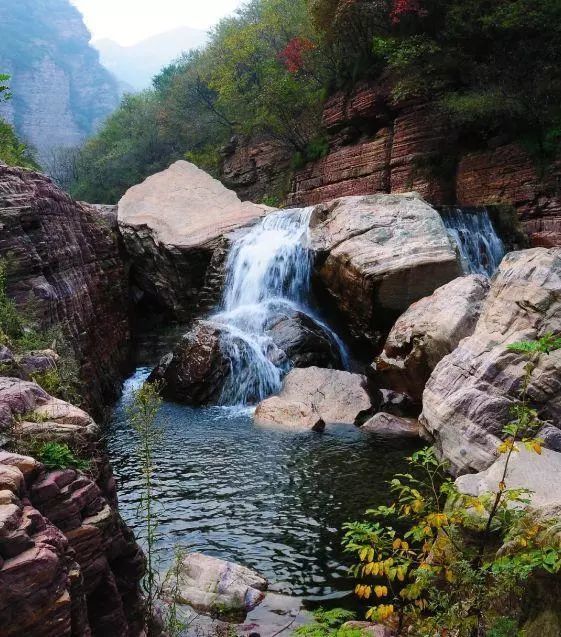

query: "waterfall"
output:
209 207 346 406
441 207 505 276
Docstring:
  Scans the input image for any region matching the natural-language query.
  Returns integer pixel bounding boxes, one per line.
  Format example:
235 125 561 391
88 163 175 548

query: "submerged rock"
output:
309 193 462 350
165 552 267 621
421 248 561 474
361 412 423 440
254 367 374 428
372 275 490 402
118 160 270 317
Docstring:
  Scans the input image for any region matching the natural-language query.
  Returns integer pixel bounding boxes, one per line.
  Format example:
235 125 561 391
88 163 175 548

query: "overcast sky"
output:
71 0 244 46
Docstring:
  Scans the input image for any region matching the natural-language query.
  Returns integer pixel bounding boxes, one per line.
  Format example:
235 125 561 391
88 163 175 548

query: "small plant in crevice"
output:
343 334 561 636
35 441 90 471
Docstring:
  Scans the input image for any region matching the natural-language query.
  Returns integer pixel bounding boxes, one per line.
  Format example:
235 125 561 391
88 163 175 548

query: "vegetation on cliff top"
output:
68 0 561 203
0 74 38 169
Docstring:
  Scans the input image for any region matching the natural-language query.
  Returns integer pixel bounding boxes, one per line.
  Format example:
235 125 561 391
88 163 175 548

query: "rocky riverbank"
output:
1 158 560 636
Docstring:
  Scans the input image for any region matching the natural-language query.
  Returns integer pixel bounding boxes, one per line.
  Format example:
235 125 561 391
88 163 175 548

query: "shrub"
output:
36 442 89 471
344 335 561 635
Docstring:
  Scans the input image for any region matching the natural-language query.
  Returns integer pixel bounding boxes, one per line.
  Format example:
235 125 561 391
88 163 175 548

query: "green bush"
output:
295 608 362 637
36 442 89 471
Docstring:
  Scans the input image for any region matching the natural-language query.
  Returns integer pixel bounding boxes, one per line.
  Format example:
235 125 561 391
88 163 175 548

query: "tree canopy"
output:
68 0 561 203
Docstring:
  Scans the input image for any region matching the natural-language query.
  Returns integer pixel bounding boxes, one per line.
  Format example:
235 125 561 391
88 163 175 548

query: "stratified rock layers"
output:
0 379 145 637
421 248 561 474
0 165 130 412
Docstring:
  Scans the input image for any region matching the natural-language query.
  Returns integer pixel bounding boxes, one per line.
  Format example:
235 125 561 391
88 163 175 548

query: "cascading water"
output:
441 207 505 277
209 207 346 406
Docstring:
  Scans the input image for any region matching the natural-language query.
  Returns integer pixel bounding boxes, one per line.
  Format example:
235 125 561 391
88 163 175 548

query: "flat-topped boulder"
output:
309 193 462 349
361 413 423 440
118 160 269 248
372 275 490 402
118 161 270 316
254 367 374 428
421 248 561 474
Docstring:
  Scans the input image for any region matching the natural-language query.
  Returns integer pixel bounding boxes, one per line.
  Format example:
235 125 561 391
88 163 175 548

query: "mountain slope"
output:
0 0 120 169
94 26 208 90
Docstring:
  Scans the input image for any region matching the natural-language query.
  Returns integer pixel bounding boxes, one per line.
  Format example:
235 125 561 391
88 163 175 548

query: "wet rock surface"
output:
150 306 343 406
421 248 561 474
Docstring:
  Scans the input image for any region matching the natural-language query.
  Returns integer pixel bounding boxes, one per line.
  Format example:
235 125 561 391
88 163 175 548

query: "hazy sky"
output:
71 0 244 46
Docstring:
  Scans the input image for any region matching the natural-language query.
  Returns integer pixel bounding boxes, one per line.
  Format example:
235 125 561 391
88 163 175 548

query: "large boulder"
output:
309 193 462 350
372 275 490 402
118 161 270 317
421 248 561 475
254 367 374 428
165 552 267 621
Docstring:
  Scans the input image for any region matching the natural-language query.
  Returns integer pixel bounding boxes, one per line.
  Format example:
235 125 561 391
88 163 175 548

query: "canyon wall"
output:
0 164 131 415
221 82 561 247
0 0 120 169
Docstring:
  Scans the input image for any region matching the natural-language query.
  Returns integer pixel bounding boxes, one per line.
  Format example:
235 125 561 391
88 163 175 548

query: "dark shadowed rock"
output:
361 412 423 440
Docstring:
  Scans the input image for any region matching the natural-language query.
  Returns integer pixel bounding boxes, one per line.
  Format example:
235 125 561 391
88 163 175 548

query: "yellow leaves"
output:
530 440 542 455
426 513 449 528
374 585 388 598
355 584 372 599
497 438 519 455
396 565 406 582
367 604 395 621
359 547 375 563
412 499 425 513
359 547 368 562
444 568 455 583
392 538 401 550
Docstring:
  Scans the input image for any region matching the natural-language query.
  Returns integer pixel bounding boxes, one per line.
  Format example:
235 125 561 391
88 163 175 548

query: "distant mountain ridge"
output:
94 26 208 90
0 0 121 169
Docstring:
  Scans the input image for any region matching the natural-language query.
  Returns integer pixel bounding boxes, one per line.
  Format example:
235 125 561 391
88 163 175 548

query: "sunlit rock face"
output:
309 193 462 352
0 165 130 414
421 248 561 475
118 160 270 317
254 367 374 429
372 275 490 402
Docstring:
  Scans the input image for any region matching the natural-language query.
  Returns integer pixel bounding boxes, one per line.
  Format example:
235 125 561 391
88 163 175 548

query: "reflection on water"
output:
107 368 418 599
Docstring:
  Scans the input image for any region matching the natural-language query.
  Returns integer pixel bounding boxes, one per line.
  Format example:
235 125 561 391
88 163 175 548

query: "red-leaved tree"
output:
278 37 315 73
390 0 427 24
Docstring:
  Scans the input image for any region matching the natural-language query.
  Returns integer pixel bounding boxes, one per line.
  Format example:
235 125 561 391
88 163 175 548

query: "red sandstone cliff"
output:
220 84 561 247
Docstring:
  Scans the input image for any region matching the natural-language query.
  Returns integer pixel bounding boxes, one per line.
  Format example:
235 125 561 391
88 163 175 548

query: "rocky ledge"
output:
0 377 145 637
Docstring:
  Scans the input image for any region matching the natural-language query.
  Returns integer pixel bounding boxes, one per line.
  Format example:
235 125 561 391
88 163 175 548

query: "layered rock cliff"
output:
220 82 561 248
0 164 131 414
0 0 120 169
0 378 145 637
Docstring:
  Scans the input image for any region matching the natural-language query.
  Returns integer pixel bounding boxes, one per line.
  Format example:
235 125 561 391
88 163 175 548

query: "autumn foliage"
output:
390 0 427 24
278 37 315 73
